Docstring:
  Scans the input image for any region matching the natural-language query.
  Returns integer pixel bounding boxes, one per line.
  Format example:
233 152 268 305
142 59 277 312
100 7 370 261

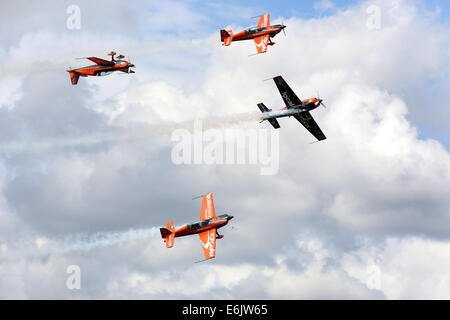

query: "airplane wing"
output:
273 76 302 109
200 193 215 221
293 112 327 141
254 34 270 54
85 57 115 66
268 118 280 129
118 68 135 73
199 228 216 260
257 13 270 28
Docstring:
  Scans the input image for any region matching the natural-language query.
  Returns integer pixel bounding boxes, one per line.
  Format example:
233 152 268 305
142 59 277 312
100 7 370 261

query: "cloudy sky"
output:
0 0 449 299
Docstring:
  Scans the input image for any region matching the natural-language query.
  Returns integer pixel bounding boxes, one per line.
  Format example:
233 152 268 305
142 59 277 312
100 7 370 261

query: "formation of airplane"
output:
258 76 327 141
65 13 328 262
160 193 233 261
221 13 286 54
67 51 135 85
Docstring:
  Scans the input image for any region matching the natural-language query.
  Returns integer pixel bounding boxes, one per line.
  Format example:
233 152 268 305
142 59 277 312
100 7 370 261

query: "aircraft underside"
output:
262 107 307 120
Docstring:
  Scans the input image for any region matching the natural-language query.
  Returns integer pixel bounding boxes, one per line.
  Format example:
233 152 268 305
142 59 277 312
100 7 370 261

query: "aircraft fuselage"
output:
71 60 133 76
262 99 320 120
173 214 233 238
232 24 285 42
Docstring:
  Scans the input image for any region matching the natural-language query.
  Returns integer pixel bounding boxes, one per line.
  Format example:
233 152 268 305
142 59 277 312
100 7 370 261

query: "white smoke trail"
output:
1 226 161 261
0 111 261 154
53 227 160 253
0 37 213 80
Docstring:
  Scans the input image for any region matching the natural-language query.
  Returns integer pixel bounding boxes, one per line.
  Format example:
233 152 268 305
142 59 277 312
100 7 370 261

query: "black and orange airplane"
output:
258 76 327 141
160 193 233 261
220 13 286 54
67 51 135 85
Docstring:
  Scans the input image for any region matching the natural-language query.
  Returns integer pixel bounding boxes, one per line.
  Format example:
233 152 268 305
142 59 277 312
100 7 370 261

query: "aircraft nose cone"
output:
228 215 234 220
281 25 286 29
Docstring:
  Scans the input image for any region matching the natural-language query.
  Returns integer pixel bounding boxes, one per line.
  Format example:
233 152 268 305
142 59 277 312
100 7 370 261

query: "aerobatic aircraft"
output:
67 51 135 85
160 193 233 261
258 76 327 141
220 13 286 54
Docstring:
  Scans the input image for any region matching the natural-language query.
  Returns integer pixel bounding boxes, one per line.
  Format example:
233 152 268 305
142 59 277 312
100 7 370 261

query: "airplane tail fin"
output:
160 221 175 248
220 29 233 46
257 103 280 129
68 71 80 85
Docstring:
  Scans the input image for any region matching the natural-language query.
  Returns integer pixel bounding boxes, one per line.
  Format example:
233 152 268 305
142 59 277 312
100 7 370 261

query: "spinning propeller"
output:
127 56 135 73
117 55 135 74
317 91 327 109
281 20 286 36
229 218 236 230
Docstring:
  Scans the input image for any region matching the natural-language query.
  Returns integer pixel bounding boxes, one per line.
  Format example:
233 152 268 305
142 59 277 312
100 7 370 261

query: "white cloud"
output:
0 0 449 299
342 237 450 299
314 0 335 12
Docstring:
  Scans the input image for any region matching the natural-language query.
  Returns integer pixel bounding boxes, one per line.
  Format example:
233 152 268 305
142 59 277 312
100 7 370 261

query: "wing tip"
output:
194 256 216 263
273 75 283 82
192 192 212 200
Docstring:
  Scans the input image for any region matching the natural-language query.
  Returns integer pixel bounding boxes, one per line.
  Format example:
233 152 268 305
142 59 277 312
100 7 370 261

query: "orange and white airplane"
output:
67 51 135 85
220 13 286 54
160 193 233 261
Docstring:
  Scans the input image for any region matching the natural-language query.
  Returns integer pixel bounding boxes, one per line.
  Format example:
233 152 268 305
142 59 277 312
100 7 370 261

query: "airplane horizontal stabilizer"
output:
257 102 271 113
68 71 80 85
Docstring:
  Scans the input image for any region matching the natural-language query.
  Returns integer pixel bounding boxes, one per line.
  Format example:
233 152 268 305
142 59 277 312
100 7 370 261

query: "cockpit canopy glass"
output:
245 26 264 34
187 220 209 230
